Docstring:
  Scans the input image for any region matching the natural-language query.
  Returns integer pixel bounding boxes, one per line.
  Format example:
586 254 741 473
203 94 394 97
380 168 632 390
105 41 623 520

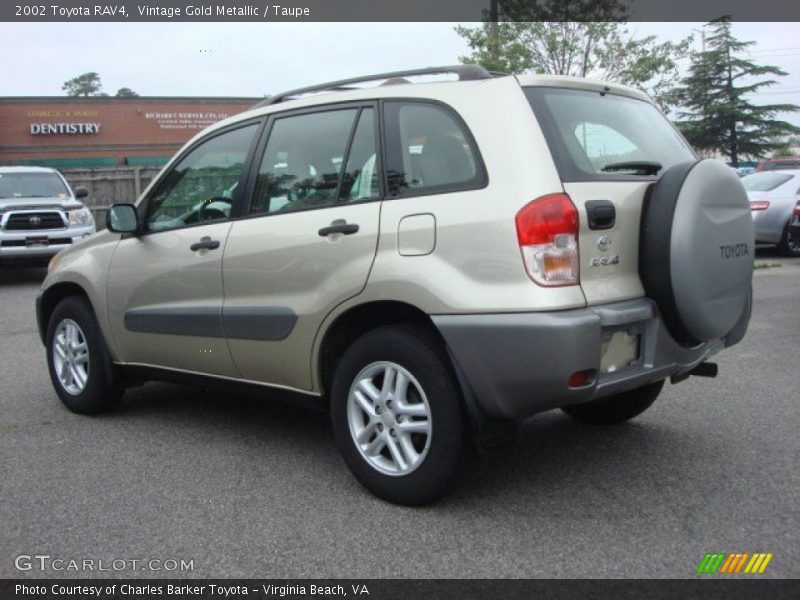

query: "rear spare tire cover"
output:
640 159 754 346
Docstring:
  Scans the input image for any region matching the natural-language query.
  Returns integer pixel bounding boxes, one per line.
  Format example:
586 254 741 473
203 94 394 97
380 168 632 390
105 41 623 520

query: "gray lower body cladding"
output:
433 298 744 420
124 305 298 341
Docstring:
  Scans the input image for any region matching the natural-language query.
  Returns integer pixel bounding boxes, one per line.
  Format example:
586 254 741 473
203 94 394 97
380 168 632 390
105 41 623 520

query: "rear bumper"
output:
433 297 747 420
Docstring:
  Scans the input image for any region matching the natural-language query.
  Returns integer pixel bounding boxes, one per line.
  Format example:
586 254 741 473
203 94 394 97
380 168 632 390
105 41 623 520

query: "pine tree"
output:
675 17 799 166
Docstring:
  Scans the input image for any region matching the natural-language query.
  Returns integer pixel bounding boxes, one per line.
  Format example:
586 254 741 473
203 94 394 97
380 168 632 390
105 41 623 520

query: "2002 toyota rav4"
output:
38 66 754 505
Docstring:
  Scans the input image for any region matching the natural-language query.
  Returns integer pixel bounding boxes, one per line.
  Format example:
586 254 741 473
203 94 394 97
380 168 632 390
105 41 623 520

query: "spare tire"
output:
640 159 754 347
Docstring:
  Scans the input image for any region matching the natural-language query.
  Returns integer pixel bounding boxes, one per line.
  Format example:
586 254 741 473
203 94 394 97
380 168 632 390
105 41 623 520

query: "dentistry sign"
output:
30 122 100 135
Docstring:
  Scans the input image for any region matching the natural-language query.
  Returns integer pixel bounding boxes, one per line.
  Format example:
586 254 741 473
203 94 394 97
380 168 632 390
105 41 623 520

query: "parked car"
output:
790 200 800 243
0 166 95 265
742 170 800 256
37 66 754 505
756 157 800 171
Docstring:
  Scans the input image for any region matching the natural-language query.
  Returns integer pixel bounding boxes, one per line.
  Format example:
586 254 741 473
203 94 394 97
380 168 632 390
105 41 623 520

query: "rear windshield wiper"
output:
601 161 663 175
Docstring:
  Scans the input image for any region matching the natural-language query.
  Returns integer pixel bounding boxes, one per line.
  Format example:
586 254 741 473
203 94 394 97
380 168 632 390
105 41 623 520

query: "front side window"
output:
250 109 361 215
145 123 258 231
383 101 483 197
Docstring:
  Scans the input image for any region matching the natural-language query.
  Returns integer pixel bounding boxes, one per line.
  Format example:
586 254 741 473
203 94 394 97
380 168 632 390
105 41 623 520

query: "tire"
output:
45 295 123 415
562 380 665 425
330 325 464 505
640 159 753 346
777 221 800 257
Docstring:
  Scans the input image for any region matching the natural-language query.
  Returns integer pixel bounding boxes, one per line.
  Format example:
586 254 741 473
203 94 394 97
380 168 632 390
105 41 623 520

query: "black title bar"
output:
2 0 800 22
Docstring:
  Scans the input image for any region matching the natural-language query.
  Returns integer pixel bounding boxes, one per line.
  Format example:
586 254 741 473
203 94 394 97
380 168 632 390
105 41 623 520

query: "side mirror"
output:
106 204 139 234
74 187 89 199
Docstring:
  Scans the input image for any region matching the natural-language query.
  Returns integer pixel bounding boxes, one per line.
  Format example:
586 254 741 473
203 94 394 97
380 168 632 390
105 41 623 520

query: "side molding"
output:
124 305 297 341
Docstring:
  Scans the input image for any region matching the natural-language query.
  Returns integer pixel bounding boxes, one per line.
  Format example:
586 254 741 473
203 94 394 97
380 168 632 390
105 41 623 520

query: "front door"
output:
107 122 261 377
222 106 381 391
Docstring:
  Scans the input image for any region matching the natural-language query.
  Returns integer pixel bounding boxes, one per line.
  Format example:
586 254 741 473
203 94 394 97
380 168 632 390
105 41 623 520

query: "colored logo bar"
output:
696 552 773 574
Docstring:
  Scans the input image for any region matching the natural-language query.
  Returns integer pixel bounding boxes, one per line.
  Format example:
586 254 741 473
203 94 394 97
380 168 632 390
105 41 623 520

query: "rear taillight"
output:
750 200 770 211
794 202 800 217
515 193 579 286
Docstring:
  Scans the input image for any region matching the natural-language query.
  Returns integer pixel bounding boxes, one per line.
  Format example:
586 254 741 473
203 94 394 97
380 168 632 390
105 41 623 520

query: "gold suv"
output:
38 66 754 504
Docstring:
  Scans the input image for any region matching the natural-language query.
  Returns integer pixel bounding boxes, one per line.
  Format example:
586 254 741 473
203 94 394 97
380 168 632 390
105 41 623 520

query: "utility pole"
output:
726 35 739 167
692 26 706 52
490 0 499 64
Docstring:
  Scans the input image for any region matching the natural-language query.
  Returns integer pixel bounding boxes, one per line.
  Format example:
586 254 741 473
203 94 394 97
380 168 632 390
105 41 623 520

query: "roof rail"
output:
255 65 495 108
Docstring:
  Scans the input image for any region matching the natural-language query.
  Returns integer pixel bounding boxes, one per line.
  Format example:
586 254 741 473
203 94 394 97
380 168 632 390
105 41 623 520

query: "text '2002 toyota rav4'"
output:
37 66 754 505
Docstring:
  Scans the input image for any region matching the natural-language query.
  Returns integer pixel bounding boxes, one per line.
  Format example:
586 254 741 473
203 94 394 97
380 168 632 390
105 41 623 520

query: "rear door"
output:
222 104 381 391
524 86 696 305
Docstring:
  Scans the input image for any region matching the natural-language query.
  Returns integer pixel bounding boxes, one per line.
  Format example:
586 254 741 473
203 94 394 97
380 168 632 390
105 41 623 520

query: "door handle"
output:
190 236 221 251
318 222 359 237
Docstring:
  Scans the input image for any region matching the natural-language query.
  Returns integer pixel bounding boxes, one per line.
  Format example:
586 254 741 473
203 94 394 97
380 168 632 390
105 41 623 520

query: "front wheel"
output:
45 295 123 414
330 325 464 505
562 380 665 425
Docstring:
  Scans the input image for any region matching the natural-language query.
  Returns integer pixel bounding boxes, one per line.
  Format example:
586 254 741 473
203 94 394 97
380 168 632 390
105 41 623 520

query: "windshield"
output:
741 172 795 191
524 87 695 181
0 172 70 199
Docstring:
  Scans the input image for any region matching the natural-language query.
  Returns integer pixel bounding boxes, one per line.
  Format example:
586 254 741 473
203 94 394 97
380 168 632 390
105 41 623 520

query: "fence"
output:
61 166 163 227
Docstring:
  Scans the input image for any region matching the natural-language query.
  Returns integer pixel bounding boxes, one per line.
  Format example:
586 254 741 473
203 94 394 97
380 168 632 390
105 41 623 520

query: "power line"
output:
748 46 800 54
750 90 800 96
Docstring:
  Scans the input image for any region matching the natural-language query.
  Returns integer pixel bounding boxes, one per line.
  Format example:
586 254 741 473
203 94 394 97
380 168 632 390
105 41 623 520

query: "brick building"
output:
0 96 261 169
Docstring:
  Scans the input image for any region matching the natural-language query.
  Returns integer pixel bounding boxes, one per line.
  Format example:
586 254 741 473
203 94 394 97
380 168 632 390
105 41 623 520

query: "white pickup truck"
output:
0 166 95 265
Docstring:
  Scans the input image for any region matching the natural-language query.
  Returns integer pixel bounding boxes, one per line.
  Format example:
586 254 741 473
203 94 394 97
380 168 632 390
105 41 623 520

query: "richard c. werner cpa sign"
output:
30 122 100 135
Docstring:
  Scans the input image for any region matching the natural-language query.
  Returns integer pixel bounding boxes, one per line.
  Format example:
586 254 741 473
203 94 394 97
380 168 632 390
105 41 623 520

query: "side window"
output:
145 124 258 231
339 108 379 202
383 101 481 197
250 109 358 215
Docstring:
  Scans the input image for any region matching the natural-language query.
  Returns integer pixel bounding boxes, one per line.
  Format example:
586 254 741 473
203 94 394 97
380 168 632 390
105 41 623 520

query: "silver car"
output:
743 169 800 256
0 166 96 264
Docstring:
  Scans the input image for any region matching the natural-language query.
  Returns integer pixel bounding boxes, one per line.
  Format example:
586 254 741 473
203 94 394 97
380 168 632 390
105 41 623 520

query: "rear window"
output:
741 172 794 191
0 172 69 199
524 87 695 182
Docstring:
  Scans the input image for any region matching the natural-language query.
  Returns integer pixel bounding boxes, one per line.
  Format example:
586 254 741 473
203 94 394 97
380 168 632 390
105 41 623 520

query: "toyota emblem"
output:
29 216 42 226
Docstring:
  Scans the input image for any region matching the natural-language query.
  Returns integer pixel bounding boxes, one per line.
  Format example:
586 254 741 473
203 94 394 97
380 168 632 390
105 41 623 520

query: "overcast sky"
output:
1 22 798 122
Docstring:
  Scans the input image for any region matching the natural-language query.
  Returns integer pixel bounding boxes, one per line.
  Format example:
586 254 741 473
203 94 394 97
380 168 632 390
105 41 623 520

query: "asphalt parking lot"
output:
1 252 798 579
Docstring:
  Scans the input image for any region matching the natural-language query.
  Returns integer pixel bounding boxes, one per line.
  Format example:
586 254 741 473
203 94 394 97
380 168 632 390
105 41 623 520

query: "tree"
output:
455 0 692 110
62 72 103 97
115 87 139 97
674 17 800 166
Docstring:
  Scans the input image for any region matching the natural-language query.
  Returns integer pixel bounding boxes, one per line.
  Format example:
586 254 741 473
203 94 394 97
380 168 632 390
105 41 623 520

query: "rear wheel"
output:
562 380 665 425
330 325 464 505
777 221 800 257
46 295 123 414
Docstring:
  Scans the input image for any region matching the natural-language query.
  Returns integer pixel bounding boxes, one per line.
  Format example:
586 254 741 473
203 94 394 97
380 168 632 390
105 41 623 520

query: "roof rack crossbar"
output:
256 65 494 108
